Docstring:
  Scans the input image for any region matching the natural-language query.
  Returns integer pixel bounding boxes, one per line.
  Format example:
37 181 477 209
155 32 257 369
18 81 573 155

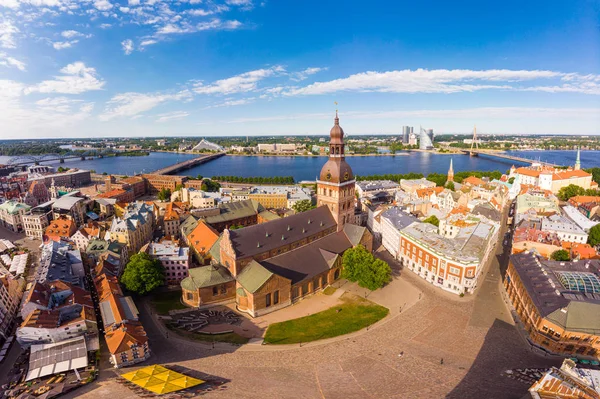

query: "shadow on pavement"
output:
447 318 560 399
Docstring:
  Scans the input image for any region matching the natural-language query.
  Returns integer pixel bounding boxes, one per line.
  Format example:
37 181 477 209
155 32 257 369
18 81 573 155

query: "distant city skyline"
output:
0 0 599 138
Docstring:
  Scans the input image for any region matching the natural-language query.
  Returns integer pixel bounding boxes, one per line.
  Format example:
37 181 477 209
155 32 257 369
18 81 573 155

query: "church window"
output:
274 290 279 304
266 293 271 307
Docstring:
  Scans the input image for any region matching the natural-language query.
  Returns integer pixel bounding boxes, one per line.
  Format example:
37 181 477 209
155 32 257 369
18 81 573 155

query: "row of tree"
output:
212 175 295 184
557 184 600 201
355 170 503 187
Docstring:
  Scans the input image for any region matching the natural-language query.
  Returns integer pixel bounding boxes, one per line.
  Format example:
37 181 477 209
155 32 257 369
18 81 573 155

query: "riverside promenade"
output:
151 152 225 175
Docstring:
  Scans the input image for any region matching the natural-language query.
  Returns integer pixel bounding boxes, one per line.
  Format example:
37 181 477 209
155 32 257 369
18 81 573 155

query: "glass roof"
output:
556 271 600 294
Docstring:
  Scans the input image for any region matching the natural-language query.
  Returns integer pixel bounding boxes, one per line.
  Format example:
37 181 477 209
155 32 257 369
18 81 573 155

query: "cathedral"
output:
181 113 373 317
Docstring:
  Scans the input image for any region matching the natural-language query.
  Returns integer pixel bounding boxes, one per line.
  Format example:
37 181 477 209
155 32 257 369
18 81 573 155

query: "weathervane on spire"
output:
334 101 338 118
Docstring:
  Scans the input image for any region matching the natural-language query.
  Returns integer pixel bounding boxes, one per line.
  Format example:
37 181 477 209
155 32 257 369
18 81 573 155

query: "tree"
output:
120 252 165 295
508 177 515 184
550 250 570 261
157 188 171 201
589 224 600 247
175 183 184 191
342 245 391 290
292 199 315 213
200 179 221 192
426 173 447 187
423 215 439 227
557 184 585 201
446 181 455 191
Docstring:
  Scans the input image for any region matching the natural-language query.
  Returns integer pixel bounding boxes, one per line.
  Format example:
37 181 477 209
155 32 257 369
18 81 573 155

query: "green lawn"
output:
263 293 389 345
150 290 187 315
165 323 249 345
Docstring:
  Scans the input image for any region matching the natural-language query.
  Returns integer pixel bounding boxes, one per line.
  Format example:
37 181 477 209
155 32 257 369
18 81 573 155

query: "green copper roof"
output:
236 260 273 294
343 223 366 247
180 265 234 291
180 215 199 237
0 201 31 214
236 287 247 297
546 301 600 334
208 236 222 264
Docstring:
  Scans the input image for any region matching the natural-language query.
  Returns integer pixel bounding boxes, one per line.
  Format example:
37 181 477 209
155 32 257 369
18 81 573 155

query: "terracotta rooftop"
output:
105 322 148 355
187 220 219 256
98 189 127 199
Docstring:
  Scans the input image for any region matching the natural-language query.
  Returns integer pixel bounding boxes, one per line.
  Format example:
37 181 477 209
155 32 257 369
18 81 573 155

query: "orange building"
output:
43 216 76 242
95 273 150 368
529 359 600 399
505 252 600 359
141 174 187 193
186 220 219 264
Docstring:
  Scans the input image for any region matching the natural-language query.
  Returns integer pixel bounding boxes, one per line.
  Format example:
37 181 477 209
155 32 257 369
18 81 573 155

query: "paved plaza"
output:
67 241 560 399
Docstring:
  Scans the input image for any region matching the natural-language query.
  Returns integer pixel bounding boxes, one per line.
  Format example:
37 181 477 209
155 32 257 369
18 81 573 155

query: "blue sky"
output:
0 0 599 138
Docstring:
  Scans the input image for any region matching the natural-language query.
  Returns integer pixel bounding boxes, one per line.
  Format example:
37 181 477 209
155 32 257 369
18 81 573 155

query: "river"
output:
0 150 595 182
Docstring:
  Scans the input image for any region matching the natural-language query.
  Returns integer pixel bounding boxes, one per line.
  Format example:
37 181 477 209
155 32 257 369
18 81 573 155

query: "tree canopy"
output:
446 181 455 191
200 179 221 192
589 224 600 247
557 184 586 201
157 188 171 201
550 249 570 261
426 173 447 187
342 245 392 291
120 252 165 295
423 215 440 227
292 199 315 213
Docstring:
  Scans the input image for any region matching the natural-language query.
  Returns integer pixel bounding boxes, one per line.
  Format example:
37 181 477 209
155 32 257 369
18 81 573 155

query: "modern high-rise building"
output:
401 126 411 143
427 128 434 142
419 127 434 150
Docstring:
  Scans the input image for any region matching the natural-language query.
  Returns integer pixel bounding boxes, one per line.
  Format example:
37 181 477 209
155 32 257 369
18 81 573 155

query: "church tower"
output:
575 148 581 171
447 158 454 182
317 112 355 232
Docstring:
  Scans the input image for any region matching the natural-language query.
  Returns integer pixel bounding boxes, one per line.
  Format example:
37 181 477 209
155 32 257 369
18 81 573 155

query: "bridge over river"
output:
150 152 225 175
461 149 563 168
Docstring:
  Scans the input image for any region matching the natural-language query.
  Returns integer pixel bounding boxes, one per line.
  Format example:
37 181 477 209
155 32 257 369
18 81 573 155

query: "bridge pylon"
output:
469 125 479 156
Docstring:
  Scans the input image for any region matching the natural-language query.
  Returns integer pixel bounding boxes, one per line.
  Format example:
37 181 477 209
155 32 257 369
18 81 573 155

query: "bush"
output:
589 224 600 247
550 249 570 261
423 215 440 227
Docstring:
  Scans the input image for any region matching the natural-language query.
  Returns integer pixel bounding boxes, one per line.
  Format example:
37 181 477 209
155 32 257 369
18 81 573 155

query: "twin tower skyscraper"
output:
402 126 434 150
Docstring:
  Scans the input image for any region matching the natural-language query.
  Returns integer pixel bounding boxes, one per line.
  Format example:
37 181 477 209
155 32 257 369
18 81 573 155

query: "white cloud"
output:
225 0 252 10
140 39 157 46
121 38 134 55
194 65 285 95
203 97 255 109
156 111 189 122
26 61 105 94
127 0 139 5
226 107 600 124
290 67 327 81
187 8 212 16
0 52 25 70
99 90 191 120
283 68 600 96
94 0 112 11
0 20 19 48
52 40 78 49
61 29 81 38
99 23 112 29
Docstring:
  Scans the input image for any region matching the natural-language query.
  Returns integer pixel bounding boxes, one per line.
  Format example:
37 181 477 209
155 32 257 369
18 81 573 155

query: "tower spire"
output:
447 158 454 182
575 147 581 170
